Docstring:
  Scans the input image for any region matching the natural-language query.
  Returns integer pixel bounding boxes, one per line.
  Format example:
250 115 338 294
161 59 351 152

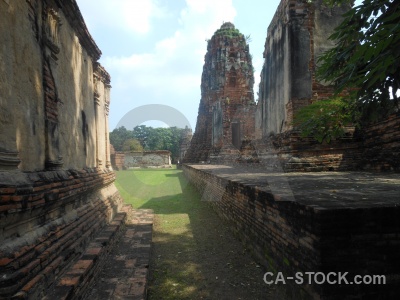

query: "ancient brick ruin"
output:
186 0 400 172
0 1 151 298
184 22 256 163
183 164 400 299
1 0 399 299
254 0 400 172
182 1 400 299
257 0 350 135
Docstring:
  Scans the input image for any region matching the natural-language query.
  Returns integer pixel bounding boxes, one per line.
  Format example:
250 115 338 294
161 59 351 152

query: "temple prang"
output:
184 22 256 163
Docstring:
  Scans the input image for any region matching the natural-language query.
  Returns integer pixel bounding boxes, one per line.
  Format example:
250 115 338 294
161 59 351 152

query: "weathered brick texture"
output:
183 164 400 299
258 0 351 135
184 22 256 163
0 168 124 298
249 112 400 172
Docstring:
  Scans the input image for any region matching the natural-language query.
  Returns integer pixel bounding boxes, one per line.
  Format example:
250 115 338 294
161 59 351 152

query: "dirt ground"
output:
146 186 279 300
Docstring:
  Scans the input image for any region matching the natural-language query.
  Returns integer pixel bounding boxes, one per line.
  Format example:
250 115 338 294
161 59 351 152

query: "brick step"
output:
0 193 122 299
43 212 128 300
83 208 154 300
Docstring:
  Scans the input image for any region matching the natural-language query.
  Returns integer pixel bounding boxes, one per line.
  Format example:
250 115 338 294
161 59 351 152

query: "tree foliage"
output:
109 125 187 161
317 0 400 120
121 139 143 152
295 0 399 143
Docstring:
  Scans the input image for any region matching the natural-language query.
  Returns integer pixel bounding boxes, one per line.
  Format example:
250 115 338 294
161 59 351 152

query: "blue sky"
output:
76 0 361 132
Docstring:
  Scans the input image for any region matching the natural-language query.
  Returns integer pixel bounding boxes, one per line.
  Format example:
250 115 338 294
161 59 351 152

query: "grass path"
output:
115 167 274 300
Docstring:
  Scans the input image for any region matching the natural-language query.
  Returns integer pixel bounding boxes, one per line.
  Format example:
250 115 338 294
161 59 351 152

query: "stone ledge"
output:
183 164 400 299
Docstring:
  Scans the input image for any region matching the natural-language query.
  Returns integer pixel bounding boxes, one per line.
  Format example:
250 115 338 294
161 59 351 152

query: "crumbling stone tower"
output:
185 22 256 163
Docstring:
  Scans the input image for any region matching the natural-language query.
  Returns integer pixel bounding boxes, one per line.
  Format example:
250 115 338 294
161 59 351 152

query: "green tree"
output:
121 139 144 152
110 126 134 151
295 0 399 143
318 0 400 121
132 125 152 148
112 125 186 161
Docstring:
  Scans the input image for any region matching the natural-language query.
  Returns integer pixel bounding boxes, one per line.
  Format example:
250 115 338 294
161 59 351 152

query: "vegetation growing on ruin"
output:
214 27 243 39
296 0 399 142
292 97 358 143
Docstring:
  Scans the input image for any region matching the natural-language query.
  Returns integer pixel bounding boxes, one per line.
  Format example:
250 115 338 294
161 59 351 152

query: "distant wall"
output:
111 151 172 170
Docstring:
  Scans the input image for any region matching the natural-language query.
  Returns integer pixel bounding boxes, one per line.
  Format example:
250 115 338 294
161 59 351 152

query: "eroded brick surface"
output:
183 164 400 299
184 22 256 164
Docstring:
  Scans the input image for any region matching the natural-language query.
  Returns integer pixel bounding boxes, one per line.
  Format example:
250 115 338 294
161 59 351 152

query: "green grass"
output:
114 167 271 300
115 167 206 299
115 166 187 209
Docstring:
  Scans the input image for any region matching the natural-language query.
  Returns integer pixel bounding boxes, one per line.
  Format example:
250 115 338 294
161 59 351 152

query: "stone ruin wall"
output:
0 1 125 297
257 0 351 135
111 150 172 170
184 23 256 163
254 0 400 172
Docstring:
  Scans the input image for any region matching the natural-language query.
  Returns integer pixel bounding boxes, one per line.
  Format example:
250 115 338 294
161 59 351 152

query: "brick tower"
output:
184 22 256 163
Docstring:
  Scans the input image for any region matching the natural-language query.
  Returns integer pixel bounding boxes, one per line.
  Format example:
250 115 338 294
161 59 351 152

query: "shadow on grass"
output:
132 170 274 300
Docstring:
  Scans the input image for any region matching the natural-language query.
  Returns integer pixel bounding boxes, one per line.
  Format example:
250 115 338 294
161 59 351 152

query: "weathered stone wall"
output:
183 164 400 299
258 0 351 136
184 22 256 163
0 0 111 171
248 112 400 172
0 0 45 171
0 1 123 298
111 151 172 170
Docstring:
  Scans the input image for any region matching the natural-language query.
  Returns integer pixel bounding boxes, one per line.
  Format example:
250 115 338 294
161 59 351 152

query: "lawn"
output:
115 167 272 300
115 166 188 209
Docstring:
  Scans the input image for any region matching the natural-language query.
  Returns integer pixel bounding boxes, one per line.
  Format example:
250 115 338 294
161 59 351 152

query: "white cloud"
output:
81 0 239 128
102 0 237 97
78 0 164 34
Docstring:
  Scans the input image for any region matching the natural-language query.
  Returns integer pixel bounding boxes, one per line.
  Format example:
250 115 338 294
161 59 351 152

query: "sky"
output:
76 0 361 132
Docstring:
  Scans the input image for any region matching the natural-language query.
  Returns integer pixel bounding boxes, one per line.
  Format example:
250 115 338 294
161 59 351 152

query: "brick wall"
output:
0 168 123 298
111 153 125 170
182 164 400 299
